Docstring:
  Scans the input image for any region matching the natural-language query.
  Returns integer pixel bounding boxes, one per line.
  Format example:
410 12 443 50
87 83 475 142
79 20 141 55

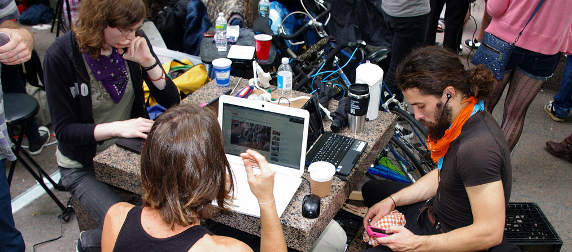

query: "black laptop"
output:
302 94 367 176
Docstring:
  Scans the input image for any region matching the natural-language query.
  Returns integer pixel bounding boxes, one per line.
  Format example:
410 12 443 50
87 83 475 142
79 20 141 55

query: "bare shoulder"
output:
102 202 135 252
189 234 253 252
106 202 134 221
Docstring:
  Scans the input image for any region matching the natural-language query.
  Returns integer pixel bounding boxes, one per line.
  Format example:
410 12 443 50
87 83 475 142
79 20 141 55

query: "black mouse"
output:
302 194 321 219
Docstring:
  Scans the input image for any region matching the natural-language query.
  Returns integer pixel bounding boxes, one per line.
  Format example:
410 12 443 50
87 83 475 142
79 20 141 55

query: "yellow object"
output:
144 58 210 106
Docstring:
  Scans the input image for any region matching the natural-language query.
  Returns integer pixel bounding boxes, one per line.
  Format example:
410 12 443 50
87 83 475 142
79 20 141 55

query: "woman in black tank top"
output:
101 104 287 252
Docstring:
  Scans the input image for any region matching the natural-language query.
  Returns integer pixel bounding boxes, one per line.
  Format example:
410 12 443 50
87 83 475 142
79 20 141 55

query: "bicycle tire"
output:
369 136 424 183
387 106 435 177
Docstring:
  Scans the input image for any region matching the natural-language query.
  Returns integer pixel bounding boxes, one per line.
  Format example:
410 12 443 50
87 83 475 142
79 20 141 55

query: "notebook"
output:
302 94 368 176
218 95 307 217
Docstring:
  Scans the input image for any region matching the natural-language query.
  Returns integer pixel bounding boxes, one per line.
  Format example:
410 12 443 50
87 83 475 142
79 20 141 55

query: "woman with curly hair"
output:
101 105 286 252
43 0 180 251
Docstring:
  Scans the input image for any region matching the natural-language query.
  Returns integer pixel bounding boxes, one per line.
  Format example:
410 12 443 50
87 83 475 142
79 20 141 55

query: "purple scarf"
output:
83 48 129 103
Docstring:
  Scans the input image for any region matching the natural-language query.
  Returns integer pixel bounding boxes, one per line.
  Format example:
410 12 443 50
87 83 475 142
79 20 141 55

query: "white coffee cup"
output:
308 161 336 197
0 32 11 47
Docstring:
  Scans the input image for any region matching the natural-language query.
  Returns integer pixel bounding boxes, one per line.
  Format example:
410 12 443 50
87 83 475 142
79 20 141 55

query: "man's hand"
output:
240 149 275 204
374 226 423 252
363 197 395 229
0 21 34 65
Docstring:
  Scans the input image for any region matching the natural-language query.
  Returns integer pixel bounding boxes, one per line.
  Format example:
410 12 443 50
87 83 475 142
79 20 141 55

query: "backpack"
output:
153 0 191 51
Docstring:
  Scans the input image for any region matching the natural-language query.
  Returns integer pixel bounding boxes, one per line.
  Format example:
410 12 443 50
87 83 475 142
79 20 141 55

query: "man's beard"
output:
421 101 453 141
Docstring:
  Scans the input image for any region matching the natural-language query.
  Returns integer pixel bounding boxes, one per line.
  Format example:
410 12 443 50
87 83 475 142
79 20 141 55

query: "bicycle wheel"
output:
369 136 424 183
387 106 435 176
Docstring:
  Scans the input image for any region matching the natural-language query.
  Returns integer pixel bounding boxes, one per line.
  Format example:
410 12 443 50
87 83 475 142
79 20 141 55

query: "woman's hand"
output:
240 149 275 204
94 117 154 141
118 36 155 68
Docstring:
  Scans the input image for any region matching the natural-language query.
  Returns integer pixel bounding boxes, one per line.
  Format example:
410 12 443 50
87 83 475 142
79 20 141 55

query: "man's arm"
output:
364 169 439 229
378 181 506 252
0 19 33 64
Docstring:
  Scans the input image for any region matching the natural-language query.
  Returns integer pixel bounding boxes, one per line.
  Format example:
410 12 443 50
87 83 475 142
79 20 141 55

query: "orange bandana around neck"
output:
427 96 478 163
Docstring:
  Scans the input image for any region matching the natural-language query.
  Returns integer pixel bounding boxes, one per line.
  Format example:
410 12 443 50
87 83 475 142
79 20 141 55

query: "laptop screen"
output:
221 103 306 170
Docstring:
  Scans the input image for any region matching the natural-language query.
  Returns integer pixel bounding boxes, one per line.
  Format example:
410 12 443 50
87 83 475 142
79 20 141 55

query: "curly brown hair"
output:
140 104 234 229
73 0 146 58
396 46 496 101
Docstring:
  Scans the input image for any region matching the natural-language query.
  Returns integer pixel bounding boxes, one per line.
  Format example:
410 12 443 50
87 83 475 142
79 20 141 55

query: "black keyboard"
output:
308 133 355 167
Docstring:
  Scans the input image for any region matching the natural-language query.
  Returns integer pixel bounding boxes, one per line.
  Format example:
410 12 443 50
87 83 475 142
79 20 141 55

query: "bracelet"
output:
258 198 275 205
147 70 166 82
389 196 397 210
142 60 159 71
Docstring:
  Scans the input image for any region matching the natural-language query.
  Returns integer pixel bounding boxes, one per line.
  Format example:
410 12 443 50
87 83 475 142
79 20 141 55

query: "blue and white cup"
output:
212 58 232 87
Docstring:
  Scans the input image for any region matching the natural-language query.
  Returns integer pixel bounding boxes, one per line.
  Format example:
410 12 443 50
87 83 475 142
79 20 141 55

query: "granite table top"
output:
93 76 396 251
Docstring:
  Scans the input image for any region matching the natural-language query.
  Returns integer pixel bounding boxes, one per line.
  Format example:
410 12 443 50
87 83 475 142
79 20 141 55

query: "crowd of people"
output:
1 0 572 251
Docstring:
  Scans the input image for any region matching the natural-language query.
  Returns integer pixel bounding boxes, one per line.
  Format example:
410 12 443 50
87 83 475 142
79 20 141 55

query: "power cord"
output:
32 197 75 252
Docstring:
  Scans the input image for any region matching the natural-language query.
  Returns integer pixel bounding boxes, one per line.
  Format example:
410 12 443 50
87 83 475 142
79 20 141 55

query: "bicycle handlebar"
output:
278 1 332 40
293 41 361 90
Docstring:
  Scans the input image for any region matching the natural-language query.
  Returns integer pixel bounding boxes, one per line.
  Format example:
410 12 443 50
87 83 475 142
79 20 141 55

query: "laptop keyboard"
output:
309 133 355 167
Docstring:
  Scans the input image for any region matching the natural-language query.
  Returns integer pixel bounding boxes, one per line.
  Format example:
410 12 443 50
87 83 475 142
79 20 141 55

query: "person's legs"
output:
484 73 512 113
501 70 545 150
442 0 470 53
551 55 572 118
424 0 446 47
384 12 429 102
1 159 26 252
59 166 121 252
1 64 49 155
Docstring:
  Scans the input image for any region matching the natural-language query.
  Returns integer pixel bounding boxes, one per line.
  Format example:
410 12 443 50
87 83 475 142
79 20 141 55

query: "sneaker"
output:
458 44 463 56
76 231 85 252
28 126 50 155
545 101 565 122
464 38 481 49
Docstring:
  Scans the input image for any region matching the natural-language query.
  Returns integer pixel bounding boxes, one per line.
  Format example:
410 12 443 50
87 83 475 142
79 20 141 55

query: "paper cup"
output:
309 161 336 197
0 32 11 47
212 58 232 87
254 34 272 60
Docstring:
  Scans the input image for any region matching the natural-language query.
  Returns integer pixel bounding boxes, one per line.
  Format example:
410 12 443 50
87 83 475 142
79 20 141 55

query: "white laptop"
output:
218 95 309 217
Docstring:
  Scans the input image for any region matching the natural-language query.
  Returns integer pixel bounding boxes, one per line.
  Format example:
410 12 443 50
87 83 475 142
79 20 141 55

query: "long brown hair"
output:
73 0 146 58
396 46 496 100
140 104 233 229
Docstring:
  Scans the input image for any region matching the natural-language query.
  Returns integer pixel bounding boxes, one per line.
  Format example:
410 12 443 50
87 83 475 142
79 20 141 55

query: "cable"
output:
32 197 75 252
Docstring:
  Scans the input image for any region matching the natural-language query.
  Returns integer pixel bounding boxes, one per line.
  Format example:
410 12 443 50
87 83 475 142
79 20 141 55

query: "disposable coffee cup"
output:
212 58 232 87
0 32 11 47
254 34 272 60
309 161 336 198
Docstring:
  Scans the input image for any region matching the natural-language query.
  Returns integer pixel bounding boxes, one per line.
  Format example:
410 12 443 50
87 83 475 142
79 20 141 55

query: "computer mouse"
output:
302 194 321 219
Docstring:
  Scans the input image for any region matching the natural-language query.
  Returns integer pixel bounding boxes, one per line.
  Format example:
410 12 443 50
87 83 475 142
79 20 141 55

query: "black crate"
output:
505 202 562 252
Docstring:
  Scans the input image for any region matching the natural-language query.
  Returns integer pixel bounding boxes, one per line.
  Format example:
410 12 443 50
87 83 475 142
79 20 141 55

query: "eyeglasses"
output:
116 24 144 36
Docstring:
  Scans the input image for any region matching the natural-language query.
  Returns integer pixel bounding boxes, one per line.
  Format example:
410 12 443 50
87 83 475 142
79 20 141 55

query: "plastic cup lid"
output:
309 161 336 182
212 58 232 68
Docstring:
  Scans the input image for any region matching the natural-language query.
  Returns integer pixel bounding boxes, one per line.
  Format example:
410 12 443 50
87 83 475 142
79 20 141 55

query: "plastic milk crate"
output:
505 202 562 252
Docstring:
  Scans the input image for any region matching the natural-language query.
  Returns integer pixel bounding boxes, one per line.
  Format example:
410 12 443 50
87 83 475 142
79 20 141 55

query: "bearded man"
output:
360 46 519 252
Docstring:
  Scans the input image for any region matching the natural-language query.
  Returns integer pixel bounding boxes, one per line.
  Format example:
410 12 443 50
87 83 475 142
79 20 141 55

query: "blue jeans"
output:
553 55 572 118
59 166 121 252
504 46 561 81
1 159 26 252
381 10 429 102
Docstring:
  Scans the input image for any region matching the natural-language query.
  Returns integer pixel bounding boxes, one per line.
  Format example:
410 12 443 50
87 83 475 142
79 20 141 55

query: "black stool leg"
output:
12 151 67 211
7 122 26 186
7 123 66 211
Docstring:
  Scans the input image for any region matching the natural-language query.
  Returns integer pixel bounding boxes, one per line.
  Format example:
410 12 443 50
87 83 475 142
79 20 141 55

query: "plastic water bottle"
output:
215 12 227 51
259 0 270 17
277 57 292 96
